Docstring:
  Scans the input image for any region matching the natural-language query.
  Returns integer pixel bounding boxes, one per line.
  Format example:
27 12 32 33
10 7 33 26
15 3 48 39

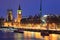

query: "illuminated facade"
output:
6 9 13 21
17 5 22 22
4 5 22 28
3 5 57 29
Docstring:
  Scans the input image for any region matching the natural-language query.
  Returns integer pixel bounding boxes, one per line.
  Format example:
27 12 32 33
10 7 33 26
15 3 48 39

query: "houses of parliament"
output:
0 5 42 28
0 5 58 29
3 5 22 28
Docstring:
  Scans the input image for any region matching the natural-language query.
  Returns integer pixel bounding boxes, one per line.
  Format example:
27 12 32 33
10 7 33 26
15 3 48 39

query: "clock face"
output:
18 12 21 14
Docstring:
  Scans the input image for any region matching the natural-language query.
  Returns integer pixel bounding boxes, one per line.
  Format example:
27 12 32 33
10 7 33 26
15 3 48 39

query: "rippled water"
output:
0 31 60 40
0 31 42 40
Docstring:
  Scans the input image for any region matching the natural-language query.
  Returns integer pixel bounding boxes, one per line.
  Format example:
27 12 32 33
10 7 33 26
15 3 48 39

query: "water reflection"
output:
58 35 60 40
0 31 60 40
14 33 23 40
0 31 14 40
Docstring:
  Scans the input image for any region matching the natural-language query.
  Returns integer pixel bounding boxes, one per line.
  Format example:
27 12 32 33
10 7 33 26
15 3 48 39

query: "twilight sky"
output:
0 0 60 18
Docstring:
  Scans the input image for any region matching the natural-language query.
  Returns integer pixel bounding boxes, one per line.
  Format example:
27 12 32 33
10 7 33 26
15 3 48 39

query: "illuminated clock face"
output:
18 12 21 14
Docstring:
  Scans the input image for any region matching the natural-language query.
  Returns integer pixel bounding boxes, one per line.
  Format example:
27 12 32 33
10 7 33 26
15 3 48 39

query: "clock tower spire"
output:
17 4 22 22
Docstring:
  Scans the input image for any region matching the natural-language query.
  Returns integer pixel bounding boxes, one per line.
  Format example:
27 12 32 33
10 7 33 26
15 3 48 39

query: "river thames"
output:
0 31 60 40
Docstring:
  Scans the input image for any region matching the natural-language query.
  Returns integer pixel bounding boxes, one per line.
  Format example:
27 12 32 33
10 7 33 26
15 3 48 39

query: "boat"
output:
0 26 16 32
14 28 24 33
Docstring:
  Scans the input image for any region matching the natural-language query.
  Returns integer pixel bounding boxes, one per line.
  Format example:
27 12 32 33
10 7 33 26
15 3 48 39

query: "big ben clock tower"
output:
17 5 22 22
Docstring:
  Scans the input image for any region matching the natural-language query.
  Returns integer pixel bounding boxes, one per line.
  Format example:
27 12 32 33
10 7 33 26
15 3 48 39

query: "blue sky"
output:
0 0 60 18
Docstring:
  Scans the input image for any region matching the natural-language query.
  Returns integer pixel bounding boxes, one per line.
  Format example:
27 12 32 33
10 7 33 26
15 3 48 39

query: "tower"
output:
6 9 13 22
40 0 42 17
17 5 22 22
